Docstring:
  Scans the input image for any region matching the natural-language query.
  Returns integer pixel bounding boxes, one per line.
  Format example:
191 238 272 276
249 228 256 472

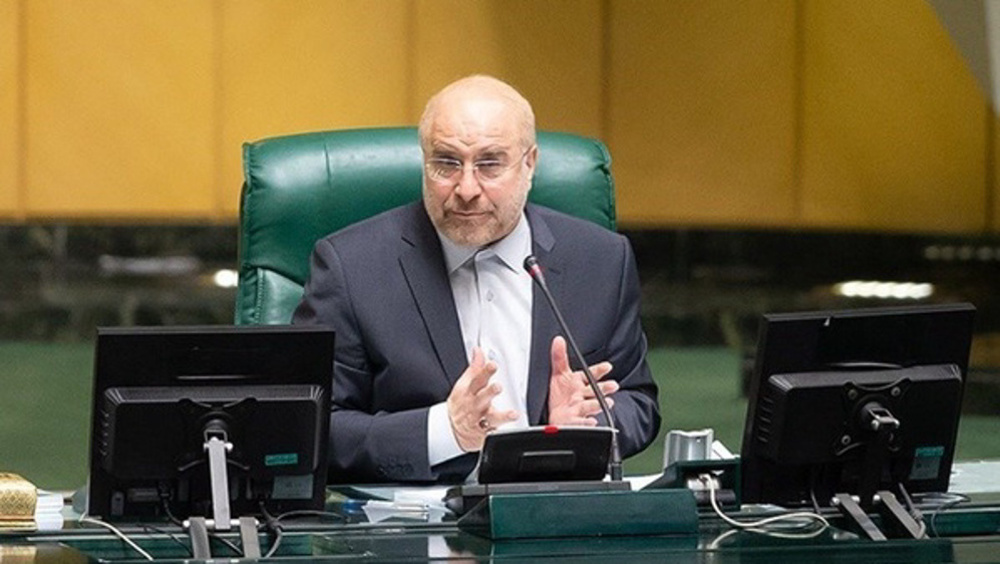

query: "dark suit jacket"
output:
293 202 660 483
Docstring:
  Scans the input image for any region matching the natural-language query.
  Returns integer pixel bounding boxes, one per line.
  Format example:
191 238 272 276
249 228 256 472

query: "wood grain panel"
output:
0 0 20 216
800 0 986 233
413 0 603 138
992 113 1000 232
24 0 215 218
219 0 410 216
609 1 797 227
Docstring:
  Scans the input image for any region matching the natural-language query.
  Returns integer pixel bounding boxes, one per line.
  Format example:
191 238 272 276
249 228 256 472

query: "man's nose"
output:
453 165 482 201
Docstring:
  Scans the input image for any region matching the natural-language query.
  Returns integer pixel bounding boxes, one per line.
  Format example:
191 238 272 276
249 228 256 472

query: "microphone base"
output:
456 488 698 540
446 479 628 516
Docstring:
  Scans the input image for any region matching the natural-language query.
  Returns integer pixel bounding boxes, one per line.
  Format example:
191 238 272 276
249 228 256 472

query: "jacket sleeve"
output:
598 236 661 457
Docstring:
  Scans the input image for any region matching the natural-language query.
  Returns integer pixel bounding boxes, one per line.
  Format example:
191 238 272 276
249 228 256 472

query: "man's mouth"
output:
449 210 489 219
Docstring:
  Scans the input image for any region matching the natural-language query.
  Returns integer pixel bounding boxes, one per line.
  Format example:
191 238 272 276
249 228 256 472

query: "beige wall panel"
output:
413 0 602 138
220 0 410 216
800 0 986 233
609 2 797 228
995 114 1000 231
0 0 19 216
24 0 215 218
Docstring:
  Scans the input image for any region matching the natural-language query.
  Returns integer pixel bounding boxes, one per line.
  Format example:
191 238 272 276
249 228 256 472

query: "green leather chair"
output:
235 127 616 325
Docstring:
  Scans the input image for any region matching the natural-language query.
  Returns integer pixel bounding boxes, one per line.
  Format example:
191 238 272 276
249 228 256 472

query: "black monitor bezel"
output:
739 303 975 507
87 324 334 521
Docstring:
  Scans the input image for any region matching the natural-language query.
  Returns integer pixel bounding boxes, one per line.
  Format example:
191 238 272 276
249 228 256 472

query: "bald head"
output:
418 75 536 152
418 75 539 247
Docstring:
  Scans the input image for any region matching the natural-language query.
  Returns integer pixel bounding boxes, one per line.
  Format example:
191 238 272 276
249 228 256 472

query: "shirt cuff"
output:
428 401 467 466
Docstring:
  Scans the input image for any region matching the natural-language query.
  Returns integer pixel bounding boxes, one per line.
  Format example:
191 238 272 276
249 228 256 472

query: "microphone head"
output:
523 255 542 279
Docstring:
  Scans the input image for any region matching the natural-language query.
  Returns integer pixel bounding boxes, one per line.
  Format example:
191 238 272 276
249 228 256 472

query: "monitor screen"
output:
740 303 975 508
87 325 334 521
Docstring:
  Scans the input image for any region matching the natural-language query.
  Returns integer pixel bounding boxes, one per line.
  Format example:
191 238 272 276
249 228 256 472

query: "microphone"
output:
523 255 623 481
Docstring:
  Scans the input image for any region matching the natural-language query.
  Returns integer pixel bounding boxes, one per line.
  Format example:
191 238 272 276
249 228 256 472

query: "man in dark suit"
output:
294 75 660 483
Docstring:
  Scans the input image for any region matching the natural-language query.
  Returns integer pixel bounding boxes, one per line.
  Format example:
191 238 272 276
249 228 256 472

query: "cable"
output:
923 492 970 538
808 467 824 515
264 528 285 558
259 503 285 558
210 532 243 556
210 532 244 557
272 509 346 523
140 523 193 557
809 488 822 515
159 497 183 526
78 517 155 561
896 483 927 539
259 504 346 558
158 490 244 556
700 474 830 537
266 508 346 558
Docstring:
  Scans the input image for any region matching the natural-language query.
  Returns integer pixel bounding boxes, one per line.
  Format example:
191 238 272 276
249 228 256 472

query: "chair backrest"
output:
235 127 616 325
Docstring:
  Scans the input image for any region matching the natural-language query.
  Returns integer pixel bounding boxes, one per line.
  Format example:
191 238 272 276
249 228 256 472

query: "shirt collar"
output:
438 213 532 274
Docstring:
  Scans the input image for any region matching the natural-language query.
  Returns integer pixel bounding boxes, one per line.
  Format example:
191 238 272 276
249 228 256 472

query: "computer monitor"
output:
87 325 334 522
740 303 975 509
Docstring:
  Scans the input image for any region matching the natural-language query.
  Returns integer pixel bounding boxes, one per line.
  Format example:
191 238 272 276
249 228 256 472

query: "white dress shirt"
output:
427 213 534 466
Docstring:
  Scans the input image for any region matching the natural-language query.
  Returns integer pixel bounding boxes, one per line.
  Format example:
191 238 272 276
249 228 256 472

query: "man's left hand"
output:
547 336 619 426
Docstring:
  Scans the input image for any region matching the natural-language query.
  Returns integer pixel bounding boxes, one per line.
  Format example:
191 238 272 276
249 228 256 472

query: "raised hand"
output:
547 336 619 426
447 346 519 451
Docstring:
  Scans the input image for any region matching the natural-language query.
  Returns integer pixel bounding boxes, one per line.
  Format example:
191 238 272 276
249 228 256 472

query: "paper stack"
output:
34 490 64 531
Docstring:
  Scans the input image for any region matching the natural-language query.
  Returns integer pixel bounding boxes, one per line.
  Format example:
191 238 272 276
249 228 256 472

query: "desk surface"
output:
4 463 1000 563
6 506 1000 563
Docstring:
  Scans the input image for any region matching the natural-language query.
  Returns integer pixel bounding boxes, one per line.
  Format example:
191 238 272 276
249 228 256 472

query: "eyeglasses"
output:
424 146 533 185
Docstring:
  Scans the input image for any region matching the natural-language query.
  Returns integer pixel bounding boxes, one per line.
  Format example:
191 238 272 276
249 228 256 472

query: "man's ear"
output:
525 144 539 175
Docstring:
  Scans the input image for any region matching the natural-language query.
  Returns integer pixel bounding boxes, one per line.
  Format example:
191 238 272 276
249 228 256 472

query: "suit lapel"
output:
526 207 561 425
398 205 469 388
396 204 565 422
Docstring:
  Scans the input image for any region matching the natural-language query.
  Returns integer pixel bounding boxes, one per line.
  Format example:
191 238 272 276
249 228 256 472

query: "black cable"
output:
258 502 278 524
809 488 822 515
159 497 184 527
258 502 285 558
896 482 927 539
897 482 917 512
264 528 286 558
807 466 824 514
273 509 346 523
209 533 243 557
140 523 193 557
259 503 346 558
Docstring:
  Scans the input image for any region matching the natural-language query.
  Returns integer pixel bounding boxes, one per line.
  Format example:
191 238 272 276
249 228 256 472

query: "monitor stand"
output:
833 491 925 541
183 436 261 559
831 405 925 541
